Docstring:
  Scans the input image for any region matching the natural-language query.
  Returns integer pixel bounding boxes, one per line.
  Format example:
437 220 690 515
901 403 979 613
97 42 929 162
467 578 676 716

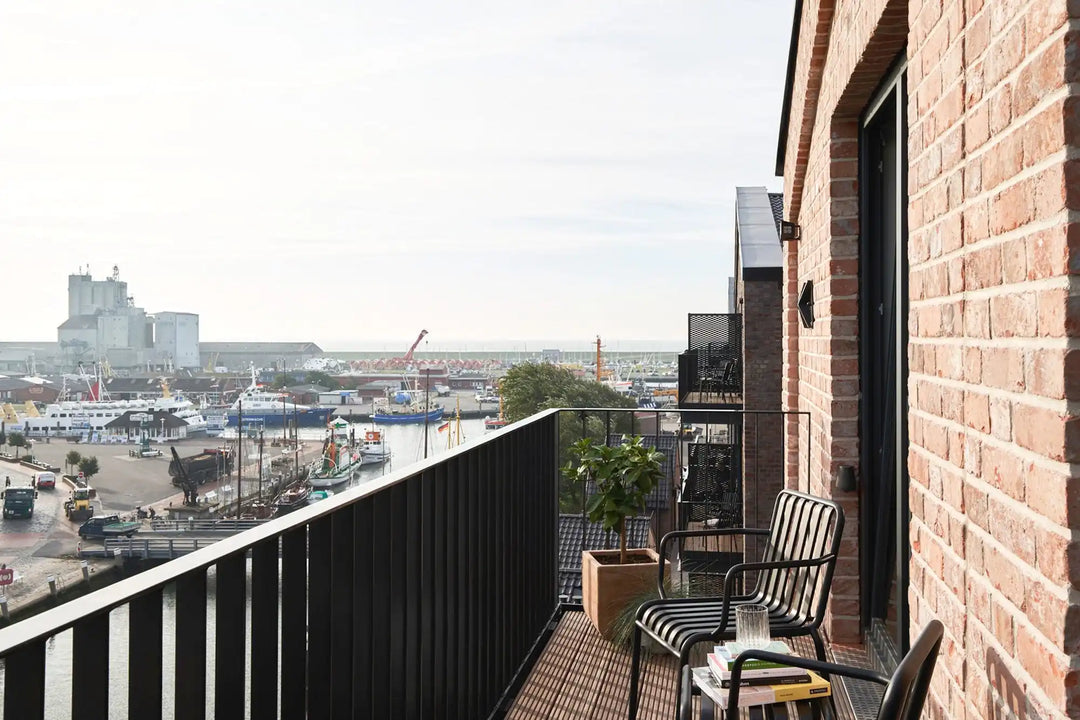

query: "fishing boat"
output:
359 429 392 466
227 366 334 429
273 482 312 514
483 416 509 431
240 501 276 520
307 489 334 504
483 386 509 431
371 397 444 425
308 419 361 488
441 398 467 448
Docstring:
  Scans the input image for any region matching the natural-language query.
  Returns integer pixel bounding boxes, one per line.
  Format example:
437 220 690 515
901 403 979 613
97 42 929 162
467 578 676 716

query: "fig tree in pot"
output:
563 435 667 639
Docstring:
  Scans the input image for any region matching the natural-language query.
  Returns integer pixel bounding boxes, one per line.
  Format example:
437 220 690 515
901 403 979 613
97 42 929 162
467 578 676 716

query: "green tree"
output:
0 427 6 448
302 371 340 390
7 432 26 459
65 450 82 475
272 373 296 389
78 456 100 481
500 363 638 512
563 436 664 564
501 363 635 422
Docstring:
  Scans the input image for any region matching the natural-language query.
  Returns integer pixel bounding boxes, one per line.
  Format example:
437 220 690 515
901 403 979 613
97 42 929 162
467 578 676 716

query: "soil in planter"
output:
592 552 656 566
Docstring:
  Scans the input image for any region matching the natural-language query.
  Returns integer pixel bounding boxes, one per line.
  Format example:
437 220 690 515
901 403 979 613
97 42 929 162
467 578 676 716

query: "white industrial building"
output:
153 312 200 369
57 267 200 369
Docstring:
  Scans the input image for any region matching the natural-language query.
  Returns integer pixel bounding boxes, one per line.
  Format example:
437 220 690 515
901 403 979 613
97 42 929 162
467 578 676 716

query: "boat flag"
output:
437 421 450 433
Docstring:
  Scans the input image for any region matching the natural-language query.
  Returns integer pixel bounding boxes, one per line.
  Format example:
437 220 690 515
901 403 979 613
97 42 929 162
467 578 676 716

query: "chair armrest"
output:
656 528 770 597
726 650 889 717
720 555 836 602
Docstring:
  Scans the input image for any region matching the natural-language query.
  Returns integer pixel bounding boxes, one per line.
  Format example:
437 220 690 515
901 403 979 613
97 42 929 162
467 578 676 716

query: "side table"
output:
680 666 835 720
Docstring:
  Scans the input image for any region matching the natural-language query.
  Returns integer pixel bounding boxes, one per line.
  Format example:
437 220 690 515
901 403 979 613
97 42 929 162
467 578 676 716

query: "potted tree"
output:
563 436 666 639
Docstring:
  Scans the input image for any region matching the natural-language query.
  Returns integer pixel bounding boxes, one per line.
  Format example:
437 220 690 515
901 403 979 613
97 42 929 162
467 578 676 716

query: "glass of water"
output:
735 604 770 649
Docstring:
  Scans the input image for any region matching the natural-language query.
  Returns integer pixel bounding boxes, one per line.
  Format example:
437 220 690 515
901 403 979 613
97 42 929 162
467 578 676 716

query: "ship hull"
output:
372 408 444 425
226 407 334 428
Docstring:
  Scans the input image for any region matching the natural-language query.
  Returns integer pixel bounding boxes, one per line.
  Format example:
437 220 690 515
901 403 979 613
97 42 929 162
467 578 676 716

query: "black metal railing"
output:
0 411 560 720
557 408 810 602
679 313 743 401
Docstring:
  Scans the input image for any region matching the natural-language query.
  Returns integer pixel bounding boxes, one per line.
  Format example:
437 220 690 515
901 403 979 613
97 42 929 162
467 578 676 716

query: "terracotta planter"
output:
582 548 667 640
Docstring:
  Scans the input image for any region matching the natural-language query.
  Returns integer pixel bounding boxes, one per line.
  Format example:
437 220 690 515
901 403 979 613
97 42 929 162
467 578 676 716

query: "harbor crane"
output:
402 330 429 364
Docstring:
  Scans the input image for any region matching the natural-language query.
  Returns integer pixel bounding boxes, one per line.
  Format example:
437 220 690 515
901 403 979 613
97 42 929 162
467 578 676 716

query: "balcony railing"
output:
0 407 811 719
0 411 560 720
678 313 743 410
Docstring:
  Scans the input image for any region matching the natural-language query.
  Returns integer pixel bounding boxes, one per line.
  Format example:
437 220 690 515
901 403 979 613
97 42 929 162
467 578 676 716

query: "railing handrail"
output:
0 406 811 656
0 408 562 657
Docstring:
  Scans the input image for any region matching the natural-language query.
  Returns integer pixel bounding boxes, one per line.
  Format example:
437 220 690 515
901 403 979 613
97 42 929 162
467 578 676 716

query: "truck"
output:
1 486 38 519
33 471 56 490
168 448 233 487
64 486 94 522
77 514 140 540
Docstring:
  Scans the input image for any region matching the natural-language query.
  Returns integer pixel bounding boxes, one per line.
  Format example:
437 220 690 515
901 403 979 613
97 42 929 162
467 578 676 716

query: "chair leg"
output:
628 626 643 720
810 628 827 661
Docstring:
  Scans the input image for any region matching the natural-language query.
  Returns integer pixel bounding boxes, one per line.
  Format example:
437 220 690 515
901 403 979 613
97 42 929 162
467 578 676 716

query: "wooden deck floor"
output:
682 391 743 407
508 611 862 720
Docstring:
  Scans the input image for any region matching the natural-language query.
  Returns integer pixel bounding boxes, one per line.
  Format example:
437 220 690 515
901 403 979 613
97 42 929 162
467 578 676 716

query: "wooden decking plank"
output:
549 614 617 720
507 614 583 719
510 612 863 720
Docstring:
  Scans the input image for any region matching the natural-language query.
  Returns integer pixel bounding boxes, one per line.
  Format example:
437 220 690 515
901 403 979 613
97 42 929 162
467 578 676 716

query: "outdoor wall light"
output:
797 281 814 328
780 220 801 241
836 465 857 492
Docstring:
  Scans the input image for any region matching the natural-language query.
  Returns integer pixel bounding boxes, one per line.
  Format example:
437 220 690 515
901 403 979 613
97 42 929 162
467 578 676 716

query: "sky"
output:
0 1 792 352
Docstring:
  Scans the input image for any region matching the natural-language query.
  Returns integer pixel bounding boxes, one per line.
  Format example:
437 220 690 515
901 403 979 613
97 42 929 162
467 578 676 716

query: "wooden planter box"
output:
582 548 666 640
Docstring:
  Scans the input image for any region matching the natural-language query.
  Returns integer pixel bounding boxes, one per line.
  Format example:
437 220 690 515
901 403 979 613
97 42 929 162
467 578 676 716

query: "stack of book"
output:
692 641 832 708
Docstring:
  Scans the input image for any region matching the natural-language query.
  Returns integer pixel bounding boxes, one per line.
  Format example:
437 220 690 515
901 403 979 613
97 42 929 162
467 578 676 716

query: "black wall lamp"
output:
780 220 801 241
836 465 857 492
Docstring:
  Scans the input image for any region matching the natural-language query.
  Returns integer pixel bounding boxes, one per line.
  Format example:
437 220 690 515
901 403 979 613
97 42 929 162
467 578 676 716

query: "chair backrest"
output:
754 490 844 627
876 620 944 720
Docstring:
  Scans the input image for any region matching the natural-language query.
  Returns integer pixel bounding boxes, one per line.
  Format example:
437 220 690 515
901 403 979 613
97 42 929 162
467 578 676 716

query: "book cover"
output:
693 667 832 708
707 654 810 685
712 641 793 671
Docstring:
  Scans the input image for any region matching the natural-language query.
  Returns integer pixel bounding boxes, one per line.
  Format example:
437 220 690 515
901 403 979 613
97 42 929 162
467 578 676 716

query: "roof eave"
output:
775 0 805 177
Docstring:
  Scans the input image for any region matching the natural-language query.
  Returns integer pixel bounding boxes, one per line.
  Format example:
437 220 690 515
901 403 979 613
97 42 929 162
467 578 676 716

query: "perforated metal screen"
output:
687 313 742 354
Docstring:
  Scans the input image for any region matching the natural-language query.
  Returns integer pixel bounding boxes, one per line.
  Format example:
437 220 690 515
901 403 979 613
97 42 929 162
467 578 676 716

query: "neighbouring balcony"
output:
0 408 870 720
678 314 743 417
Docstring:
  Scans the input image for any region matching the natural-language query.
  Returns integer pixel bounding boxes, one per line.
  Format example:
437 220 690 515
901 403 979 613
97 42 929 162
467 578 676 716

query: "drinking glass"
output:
735 604 770 649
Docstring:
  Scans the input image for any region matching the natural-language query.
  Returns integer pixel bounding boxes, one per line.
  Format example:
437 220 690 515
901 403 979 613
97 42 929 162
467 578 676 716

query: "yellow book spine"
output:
766 671 832 703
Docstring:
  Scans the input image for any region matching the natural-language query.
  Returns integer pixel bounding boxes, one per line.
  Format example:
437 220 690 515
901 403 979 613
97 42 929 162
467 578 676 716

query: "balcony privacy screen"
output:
686 313 743 395
679 441 742 526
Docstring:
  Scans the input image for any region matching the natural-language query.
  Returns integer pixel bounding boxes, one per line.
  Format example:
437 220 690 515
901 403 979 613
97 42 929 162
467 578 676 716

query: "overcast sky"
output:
0 1 791 351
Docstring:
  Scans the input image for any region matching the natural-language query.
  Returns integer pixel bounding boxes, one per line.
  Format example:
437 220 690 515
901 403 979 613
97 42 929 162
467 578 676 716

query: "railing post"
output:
214 552 247 719
280 527 308 719
4 640 46 720
251 538 279 720
72 613 109 720
129 588 164 720
175 570 207 720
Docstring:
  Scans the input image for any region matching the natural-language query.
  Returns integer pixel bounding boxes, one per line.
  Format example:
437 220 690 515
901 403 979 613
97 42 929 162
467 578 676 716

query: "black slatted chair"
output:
722 619 944 720
628 489 844 720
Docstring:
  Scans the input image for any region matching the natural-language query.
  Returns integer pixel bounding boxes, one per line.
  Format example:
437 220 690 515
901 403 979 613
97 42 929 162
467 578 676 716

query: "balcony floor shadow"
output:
508 610 872 720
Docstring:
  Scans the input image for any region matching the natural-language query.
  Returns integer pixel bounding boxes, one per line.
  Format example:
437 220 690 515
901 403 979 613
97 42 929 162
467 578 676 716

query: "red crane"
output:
402 329 429 363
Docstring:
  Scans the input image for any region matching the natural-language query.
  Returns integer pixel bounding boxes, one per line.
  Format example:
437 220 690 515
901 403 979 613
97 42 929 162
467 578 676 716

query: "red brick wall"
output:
781 0 1080 717
740 278 785 533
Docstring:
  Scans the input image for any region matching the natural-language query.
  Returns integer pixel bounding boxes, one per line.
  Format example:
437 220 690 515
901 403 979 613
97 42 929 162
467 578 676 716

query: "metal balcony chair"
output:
628 489 844 720
718 619 944 720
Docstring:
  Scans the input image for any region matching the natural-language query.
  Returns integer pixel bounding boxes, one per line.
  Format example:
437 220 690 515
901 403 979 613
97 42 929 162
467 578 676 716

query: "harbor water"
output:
0 417 489 719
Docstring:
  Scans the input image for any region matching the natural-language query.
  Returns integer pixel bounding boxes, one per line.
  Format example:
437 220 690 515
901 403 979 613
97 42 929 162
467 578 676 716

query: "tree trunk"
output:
619 516 627 565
